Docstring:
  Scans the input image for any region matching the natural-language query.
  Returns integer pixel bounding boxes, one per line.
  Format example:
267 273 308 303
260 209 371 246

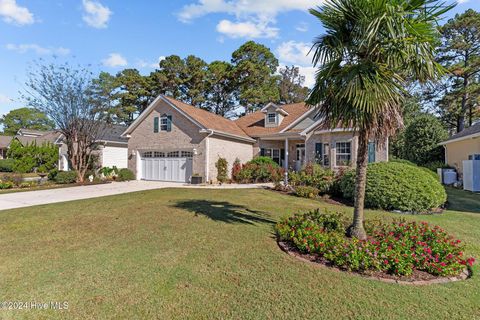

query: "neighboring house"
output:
440 121 480 176
122 95 389 183
0 125 128 171
0 135 13 159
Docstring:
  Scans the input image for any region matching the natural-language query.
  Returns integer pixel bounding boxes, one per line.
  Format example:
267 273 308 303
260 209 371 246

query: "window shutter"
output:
167 115 172 132
260 148 265 157
315 143 323 164
153 117 159 133
368 142 376 163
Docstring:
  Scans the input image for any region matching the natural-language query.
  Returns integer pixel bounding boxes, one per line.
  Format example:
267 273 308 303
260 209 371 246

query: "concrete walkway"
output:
0 181 272 211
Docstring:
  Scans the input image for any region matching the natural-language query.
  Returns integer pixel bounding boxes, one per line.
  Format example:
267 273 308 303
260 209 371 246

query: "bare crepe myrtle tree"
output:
23 61 108 182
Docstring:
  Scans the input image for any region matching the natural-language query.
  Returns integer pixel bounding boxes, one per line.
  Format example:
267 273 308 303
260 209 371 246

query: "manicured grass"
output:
0 188 479 319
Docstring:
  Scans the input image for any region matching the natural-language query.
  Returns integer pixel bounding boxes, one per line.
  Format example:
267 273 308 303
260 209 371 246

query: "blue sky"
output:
0 0 479 117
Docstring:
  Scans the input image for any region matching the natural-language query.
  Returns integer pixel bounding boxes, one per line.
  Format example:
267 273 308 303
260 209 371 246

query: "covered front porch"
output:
258 133 309 172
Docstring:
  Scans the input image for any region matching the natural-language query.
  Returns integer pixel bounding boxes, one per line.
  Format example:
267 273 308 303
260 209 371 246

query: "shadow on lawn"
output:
174 200 275 225
445 187 480 214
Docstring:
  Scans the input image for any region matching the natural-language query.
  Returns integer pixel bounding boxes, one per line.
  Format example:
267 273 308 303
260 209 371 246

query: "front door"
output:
296 144 306 171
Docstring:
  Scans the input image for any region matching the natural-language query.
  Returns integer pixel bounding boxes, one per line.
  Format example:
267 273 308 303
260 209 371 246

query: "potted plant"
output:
191 174 203 185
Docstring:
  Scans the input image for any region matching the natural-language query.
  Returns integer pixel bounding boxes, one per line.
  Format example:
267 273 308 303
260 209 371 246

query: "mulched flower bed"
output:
278 240 471 285
275 209 475 284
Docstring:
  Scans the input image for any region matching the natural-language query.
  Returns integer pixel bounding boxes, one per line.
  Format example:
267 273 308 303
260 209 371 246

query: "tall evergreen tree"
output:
278 65 309 104
232 41 280 113
438 9 480 132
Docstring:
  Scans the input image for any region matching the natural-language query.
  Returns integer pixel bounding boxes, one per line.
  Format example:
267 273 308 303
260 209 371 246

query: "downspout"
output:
204 129 214 183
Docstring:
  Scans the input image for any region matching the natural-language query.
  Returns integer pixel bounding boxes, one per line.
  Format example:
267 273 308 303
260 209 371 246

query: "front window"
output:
160 116 169 131
336 142 351 166
261 148 283 165
267 113 276 124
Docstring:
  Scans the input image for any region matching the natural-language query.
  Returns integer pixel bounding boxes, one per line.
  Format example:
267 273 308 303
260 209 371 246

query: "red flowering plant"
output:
276 209 475 277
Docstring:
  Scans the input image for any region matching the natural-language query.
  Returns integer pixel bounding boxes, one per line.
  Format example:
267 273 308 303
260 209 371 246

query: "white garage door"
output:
102 146 128 168
141 151 193 182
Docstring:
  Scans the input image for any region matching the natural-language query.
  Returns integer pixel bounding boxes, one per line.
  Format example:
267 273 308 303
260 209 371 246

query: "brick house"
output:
122 95 389 183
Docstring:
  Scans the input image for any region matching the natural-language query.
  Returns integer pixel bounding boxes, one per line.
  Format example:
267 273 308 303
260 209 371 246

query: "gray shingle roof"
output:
443 122 480 143
96 124 128 144
0 135 13 149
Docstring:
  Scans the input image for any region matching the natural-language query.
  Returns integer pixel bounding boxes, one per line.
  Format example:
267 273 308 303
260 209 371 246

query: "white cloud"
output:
0 0 34 25
82 0 112 29
6 43 70 55
102 53 128 67
0 93 11 103
136 56 165 69
297 65 316 88
179 0 318 22
179 0 321 39
277 41 312 66
217 19 278 39
296 22 308 32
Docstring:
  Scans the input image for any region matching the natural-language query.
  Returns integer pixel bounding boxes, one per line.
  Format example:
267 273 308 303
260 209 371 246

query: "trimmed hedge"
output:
54 171 78 184
0 159 14 172
340 162 446 213
117 168 135 181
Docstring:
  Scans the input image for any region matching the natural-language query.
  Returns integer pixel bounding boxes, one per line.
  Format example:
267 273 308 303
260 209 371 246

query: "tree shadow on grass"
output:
445 187 480 214
173 200 275 225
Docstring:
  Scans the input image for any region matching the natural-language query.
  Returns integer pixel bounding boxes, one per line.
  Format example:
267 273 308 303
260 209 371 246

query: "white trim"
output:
280 107 317 133
199 129 256 143
96 139 128 145
439 132 480 145
260 102 289 116
205 129 214 182
122 95 206 137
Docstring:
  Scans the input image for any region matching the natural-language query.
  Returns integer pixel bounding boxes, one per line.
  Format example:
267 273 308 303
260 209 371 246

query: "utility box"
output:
463 160 480 192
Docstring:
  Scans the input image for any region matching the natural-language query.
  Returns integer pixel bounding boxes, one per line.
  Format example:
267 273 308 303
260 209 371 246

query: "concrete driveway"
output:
0 181 271 211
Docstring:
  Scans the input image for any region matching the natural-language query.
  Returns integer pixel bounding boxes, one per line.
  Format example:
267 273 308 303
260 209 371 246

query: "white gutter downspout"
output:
204 130 214 183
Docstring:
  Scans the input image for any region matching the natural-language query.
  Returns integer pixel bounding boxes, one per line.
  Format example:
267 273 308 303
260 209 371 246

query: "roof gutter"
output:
199 129 256 143
439 132 480 145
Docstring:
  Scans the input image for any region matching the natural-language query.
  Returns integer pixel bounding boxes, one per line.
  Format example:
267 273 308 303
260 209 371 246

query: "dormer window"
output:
267 113 276 124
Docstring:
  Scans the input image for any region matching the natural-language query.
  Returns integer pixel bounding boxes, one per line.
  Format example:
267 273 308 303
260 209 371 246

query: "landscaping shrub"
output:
293 186 319 199
0 159 14 172
390 158 417 167
7 139 58 173
276 209 475 276
55 171 77 184
117 168 135 181
340 162 446 213
289 163 335 194
48 168 58 181
215 157 228 183
235 162 284 183
248 156 279 167
0 181 14 189
231 158 242 182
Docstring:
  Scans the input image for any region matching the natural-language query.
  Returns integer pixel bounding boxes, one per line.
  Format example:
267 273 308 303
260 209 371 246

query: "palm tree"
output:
307 0 453 239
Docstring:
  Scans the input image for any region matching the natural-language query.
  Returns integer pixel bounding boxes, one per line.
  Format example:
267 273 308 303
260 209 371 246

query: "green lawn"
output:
0 188 479 319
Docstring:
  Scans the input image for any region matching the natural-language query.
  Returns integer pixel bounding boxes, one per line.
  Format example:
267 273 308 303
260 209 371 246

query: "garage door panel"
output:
141 155 192 182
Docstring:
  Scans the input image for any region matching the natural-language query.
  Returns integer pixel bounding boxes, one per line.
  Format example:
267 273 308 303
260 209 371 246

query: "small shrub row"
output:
55 171 78 184
117 168 135 181
276 209 475 277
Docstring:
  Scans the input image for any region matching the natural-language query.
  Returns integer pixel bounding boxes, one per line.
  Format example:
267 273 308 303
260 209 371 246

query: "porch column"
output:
284 138 289 185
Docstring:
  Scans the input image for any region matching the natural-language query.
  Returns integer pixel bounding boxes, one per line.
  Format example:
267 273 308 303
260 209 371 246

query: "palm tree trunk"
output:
348 130 369 240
